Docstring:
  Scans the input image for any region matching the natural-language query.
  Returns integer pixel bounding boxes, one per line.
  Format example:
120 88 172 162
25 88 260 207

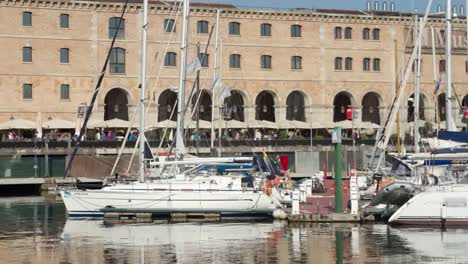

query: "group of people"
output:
94 130 138 142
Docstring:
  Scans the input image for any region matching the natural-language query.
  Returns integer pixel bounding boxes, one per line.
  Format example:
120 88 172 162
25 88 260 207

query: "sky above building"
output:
194 0 467 13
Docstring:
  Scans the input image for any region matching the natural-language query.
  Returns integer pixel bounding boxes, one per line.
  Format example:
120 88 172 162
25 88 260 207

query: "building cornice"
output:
5 0 467 26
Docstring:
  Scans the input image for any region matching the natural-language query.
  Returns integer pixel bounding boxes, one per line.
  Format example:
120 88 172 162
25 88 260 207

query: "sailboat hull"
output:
60 189 277 217
389 189 468 227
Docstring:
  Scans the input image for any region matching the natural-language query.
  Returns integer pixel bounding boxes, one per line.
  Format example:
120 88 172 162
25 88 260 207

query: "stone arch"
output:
361 92 383 125
104 88 129 121
407 93 427 122
255 90 276 122
333 91 355 122
286 91 306 122
223 90 245 122
191 89 212 121
158 89 178 122
437 93 446 122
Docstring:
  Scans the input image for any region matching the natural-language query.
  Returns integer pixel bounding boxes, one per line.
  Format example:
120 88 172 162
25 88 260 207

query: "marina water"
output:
0 195 467 263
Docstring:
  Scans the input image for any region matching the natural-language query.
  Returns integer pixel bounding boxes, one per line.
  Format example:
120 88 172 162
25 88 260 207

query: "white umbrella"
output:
185 119 212 129
104 118 132 128
279 120 310 129
0 118 36 130
156 119 177 129
42 118 75 129
216 119 247 129
247 120 279 129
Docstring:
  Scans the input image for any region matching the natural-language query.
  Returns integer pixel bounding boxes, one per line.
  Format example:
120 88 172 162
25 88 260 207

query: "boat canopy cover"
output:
437 131 468 143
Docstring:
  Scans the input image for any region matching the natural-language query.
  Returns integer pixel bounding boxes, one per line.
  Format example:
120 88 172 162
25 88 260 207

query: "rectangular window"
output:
439 60 446 73
373 58 381 71
261 23 271 37
23 84 32 99
230 54 241 68
60 48 69 64
198 53 209 67
229 22 240 35
197 20 209 34
23 11 32 26
261 55 272 69
291 25 302 37
164 52 177 66
109 17 125 39
60 14 69 28
110 48 125 73
60 84 70 100
291 56 302 70
164 19 176 33
23 47 32 63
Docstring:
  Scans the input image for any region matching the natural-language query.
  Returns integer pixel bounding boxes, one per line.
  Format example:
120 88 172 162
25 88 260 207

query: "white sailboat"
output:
60 0 278 217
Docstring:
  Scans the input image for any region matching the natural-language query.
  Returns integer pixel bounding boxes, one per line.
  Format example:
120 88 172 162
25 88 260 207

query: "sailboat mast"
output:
446 0 455 131
138 0 148 182
211 9 220 152
414 16 423 153
175 0 190 160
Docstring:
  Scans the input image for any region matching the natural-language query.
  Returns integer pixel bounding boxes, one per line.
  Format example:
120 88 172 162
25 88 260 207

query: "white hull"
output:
389 185 468 226
61 188 276 217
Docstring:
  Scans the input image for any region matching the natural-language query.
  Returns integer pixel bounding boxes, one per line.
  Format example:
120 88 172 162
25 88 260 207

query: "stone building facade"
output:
0 0 467 134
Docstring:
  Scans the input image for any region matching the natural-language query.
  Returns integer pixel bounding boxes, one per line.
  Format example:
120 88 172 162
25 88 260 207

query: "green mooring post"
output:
332 127 343 213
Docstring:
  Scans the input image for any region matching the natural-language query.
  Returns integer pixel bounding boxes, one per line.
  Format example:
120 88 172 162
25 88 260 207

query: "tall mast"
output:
414 16 423 153
138 0 148 182
175 0 190 160
211 9 220 152
446 0 455 131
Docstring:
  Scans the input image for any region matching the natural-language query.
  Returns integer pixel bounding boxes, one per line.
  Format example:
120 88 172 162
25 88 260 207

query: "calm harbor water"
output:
0 195 467 264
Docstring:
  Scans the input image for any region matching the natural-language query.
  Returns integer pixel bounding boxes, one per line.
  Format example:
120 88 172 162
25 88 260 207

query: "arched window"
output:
373 58 381 71
363 58 371 71
344 27 352 39
230 54 241 68
260 23 271 36
333 92 353 122
104 88 129 121
373 28 380 40
191 90 212 121
291 24 302 37
255 91 275 122
438 93 447 122
158 89 178 121
109 48 125 74
363 28 370 40
197 20 209 33
335 57 343 70
291 56 302 70
223 90 245 121
164 52 177 66
261 55 272 69
286 91 306 121
345 57 353 70
407 94 426 122
109 17 125 39
229 22 240 35
164 19 176 33
362 92 381 124
334 27 342 39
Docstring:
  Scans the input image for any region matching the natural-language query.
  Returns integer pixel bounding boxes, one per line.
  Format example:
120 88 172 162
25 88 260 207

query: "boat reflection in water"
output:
1 196 468 263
